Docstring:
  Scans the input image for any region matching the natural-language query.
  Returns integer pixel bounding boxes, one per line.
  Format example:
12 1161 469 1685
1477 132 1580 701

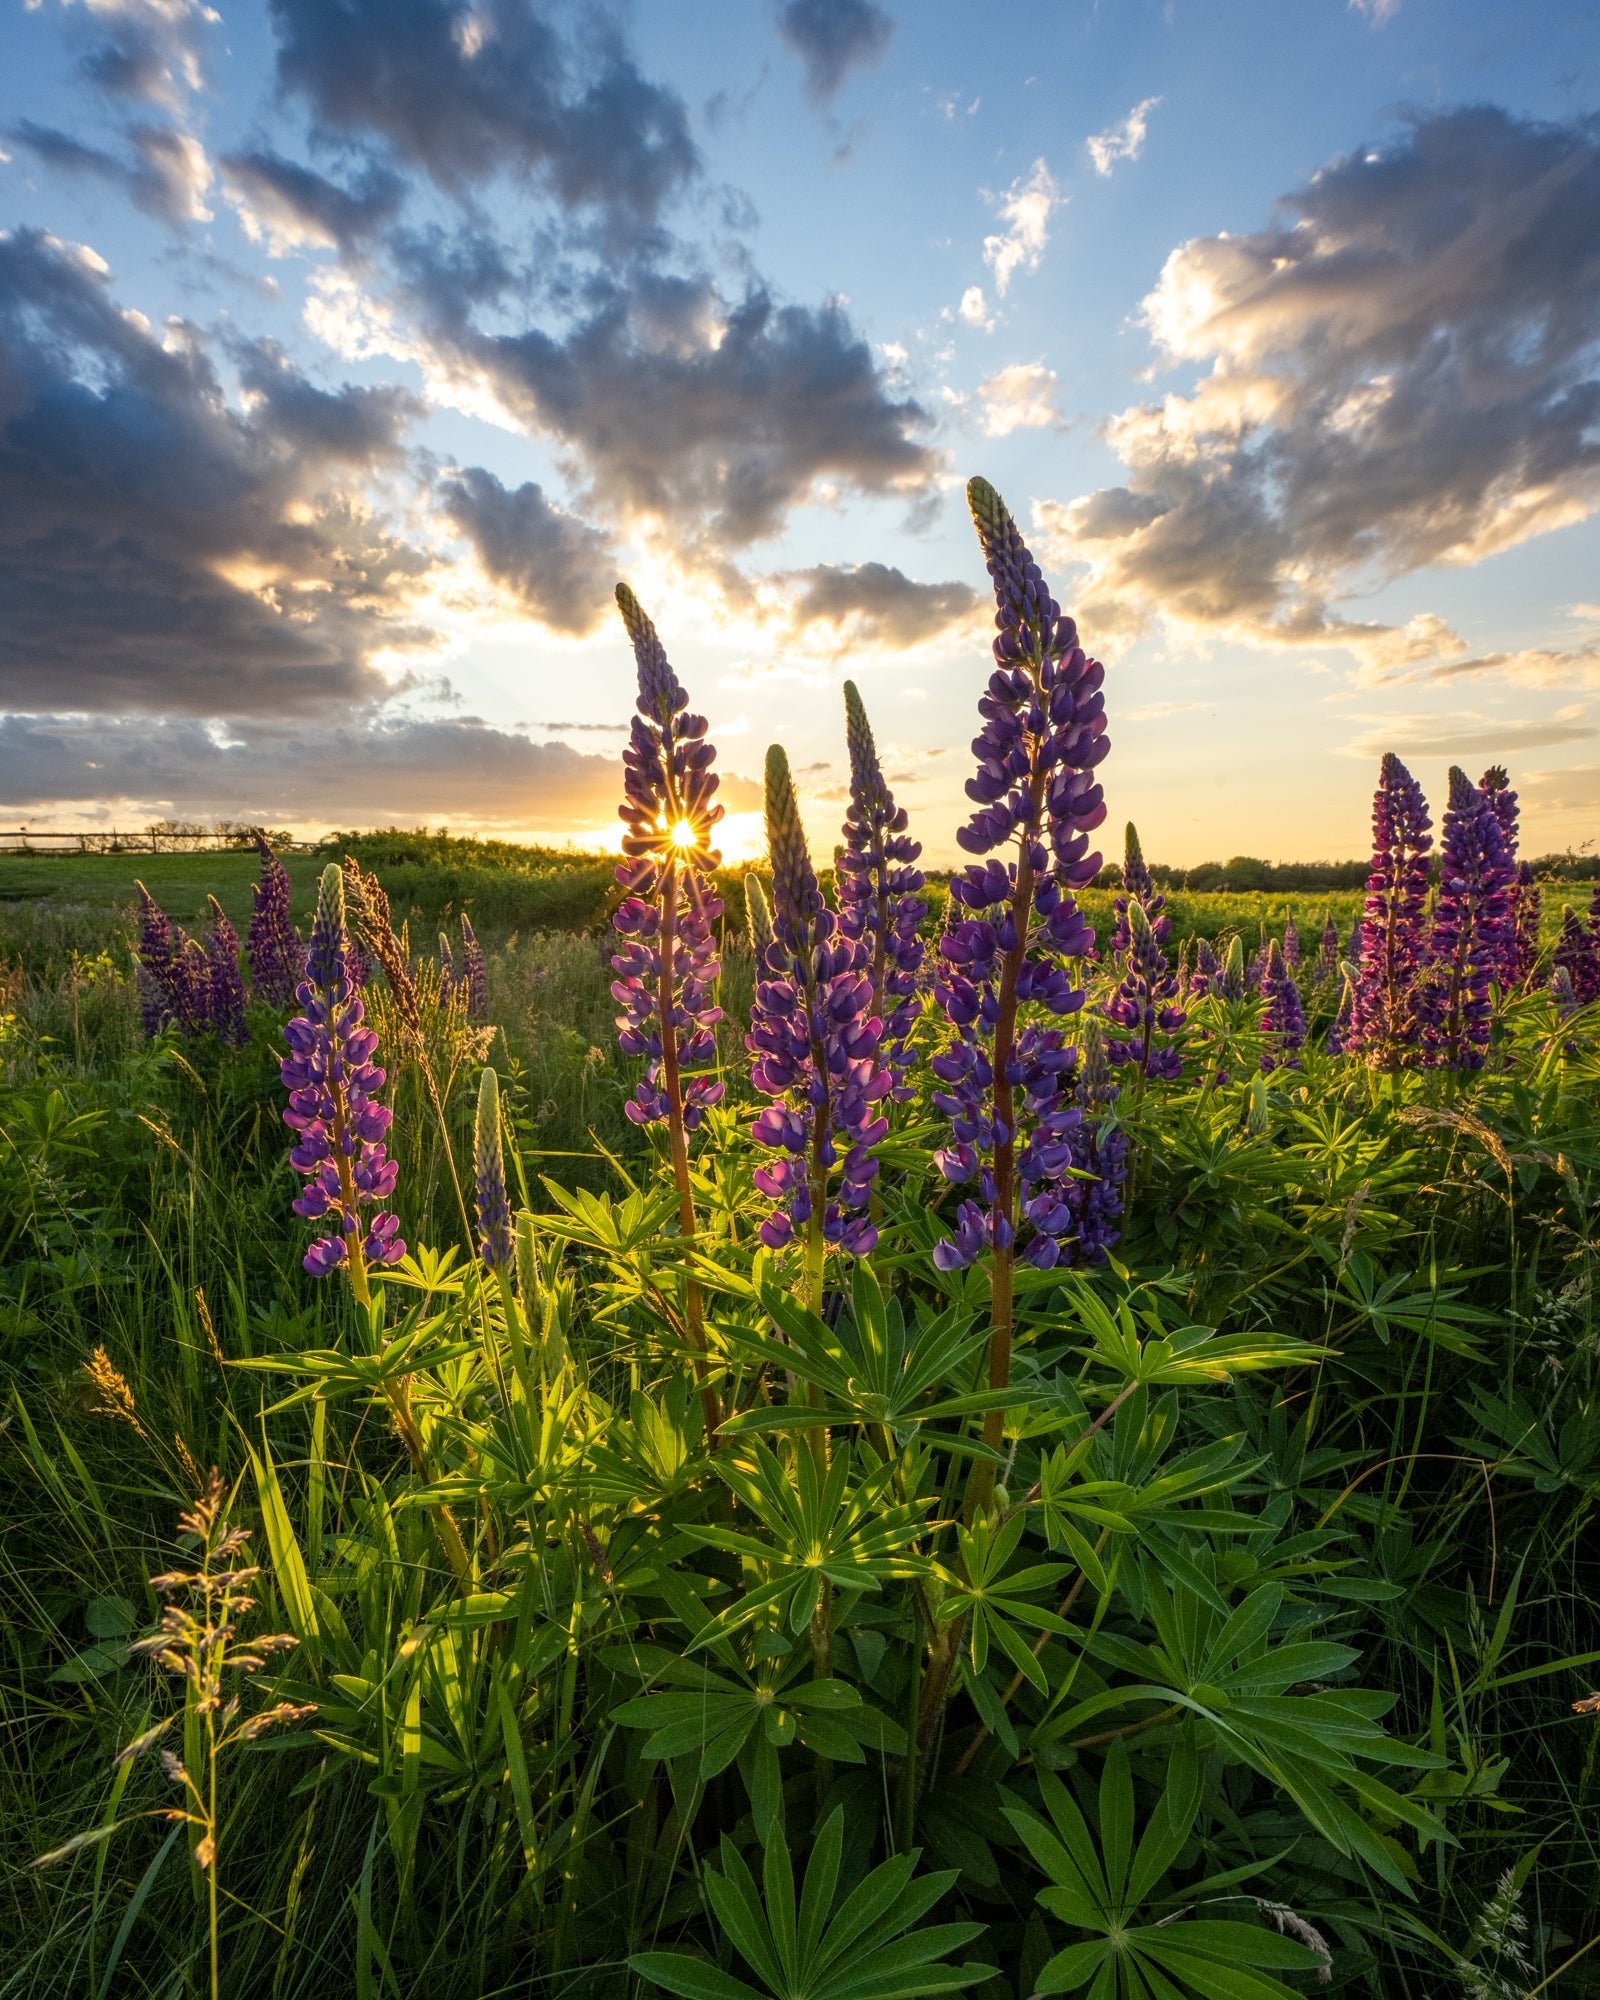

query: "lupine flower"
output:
836 679 926 1096
1111 822 1159 955
1347 754 1434 1068
609 584 726 1135
1504 863 1540 989
744 873 773 956
134 882 175 1036
1189 936 1220 998
930 476 1108 1278
748 745 887 1263
474 1066 513 1270
1057 1019 1126 1264
1247 924 1270 995
1260 939 1306 1071
1419 766 1514 1070
1554 904 1600 1005
1315 914 1340 986
1282 918 1301 970
246 836 305 1008
437 933 456 1003
1104 900 1186 1081
459 915 488 1018
1218 934 1247 1002
204 897 248 1048
280 865 404 1284
1326 971 1353 1056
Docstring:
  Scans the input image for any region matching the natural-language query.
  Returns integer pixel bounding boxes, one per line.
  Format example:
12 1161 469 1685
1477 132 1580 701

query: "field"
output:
3 815 1599 2000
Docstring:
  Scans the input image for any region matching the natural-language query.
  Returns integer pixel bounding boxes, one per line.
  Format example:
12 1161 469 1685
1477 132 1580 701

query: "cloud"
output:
439 466 615 633
1086 96 1161 178
1417 639 1600 689
977 361 1059 436
0 710 759 830
268 0 698 240
0 227 435 718
982 158 1062 295
1049 107 1600 665
1348 0 1399 22
1337 709 1595 760
1125 698 1209 722
51 0 218 110
220 150 405 255
780 560 980 648
957 283 994 331
7 116 213 225
775 0 894 108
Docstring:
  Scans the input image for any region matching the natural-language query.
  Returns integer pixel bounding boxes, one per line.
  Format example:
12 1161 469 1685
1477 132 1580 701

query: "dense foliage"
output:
4 483 1600 2000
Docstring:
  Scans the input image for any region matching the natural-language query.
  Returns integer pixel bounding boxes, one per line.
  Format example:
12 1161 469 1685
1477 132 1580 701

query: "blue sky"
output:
1 0 1597 865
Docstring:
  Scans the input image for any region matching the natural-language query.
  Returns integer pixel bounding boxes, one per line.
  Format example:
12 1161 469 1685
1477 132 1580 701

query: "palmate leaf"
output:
1005 1743 1322 1999
1064 1284 1324 1388
631 1808 993 2000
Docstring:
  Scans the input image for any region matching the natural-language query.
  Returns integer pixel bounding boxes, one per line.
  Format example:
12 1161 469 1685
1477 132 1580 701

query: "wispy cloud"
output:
1337 709 1594 760
977 361 1059 436
982 157 1062 295
1086 96 1161 178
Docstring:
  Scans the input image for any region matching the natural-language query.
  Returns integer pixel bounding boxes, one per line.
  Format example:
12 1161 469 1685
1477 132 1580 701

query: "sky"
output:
1 0 1598 868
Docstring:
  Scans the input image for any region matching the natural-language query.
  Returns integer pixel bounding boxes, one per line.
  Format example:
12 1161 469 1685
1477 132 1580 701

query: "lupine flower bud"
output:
246 836 305 1009
459 915 488 1019
744 873 774 956
837 680 926 1097
1190 936 1220 997
748 745 888 1257
1219 934 1247 1002
474 1067 513 1269
204 897 248 1047
1111 822 1159 955
280 865 404 1280
1418 766 1514 1070
1348 754 1433 1068
1260 939 1306 1072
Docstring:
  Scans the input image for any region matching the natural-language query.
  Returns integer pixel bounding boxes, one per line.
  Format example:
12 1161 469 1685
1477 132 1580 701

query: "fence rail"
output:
0 830 317 856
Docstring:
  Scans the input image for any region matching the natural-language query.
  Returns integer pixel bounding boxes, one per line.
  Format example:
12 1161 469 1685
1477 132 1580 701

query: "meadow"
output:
4 494 1600 2000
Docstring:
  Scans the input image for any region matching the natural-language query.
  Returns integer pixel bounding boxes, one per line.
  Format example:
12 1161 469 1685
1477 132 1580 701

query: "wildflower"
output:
1218 934 1248 1002
931 474 1108 1292
836 679 926 1095
744 872 774 956
459 915 488 1018
279 865 404 1291
748 746 887 1269
203 897 248 1048
1314 913 1340 986
1058 1019 1126 1264
245 835 304 1008
1110 821 1159 955
1282 917 1301 970
1104 899 1186 1080
474 1066 513 1270
1347 753 1433 1068
1554 904 1599 1004
1507 863 1541 988
1260 939 1306 1071
1189 935 1220 997
1418 766 1514 1070
134 881 174 1037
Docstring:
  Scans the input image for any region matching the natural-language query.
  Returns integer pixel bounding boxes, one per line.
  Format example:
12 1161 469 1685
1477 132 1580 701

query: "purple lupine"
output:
474 1066 513 1270
1326 972 1353 1056
748 745 887 1269
1282 918 1302 971
1477 766 1525 993
1315 914 1340 986
438 932 456 995
204 896 248 1047
1111 822 1158 955
1419 766 1514 1070
1247 925 1271 995
1260 939 1306 1072
459 915 488 1019
1218 934 1248 1003
169 929 212 1038
1190 935 1221 998
836 679 925 1097
134 882 175 1037
1506 863 1541 989
1347 754 1434 1068
1104 900 1186 1081
247 837 305 1008
1554 904 1600 1005
280 865 403 1289
1057 1020 1126 1265
930 476 1107 1306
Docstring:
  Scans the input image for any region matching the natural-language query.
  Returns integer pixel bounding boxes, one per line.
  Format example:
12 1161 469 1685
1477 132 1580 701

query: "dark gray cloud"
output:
0 228 434 717
6 117 211 225
219 149 405 254
1050 106 1600 666
0 711 760 829
783 560 978 647
439 466 614 633
776 0 894 107
62 0 216 110
268 0 698 239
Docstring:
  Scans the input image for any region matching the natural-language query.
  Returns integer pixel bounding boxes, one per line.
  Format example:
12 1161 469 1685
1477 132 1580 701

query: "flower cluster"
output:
930 477 1111 1272
1347 753 1434 1068
836 679 926 1094
1104 900 1186 1081
1110 822 1159 956
748 745 888 1259
1189 936 1220 998
246 836 305 1008
1314 914 1340 987
1508 864 1541 990
204 896 248 1047
1419 767 1514 1070
1554 904 1600 1005
1260 939 1306 1071
279 867 403 1281
609 584 726 1134
1059 1021 1126 1264
134 883 244 1044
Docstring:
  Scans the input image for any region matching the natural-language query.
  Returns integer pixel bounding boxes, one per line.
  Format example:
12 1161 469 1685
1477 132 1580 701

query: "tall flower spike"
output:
134 882 175 1037
1057 1019 1126 1265
744 873 774 956
246 836 305 1009
1104 899 1186 1080
837 680 926 1098
748 746 888 1274
280 865 404 1290
474 1067 513 1270
1111 822 1159 955
1347 753 1433 1068
1315 913 1340 986
1260 939 1306 1072
459 915 488 1019
1282 918 1301 970
204 897 248 1047
1190 935 1220 998
1507 863 1540 989
1554 904 1600 1005
1218 934 1247 1002
1419 766 1513 1070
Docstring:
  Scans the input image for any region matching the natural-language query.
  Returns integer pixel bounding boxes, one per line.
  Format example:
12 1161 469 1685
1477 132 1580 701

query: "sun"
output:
668 817 698 849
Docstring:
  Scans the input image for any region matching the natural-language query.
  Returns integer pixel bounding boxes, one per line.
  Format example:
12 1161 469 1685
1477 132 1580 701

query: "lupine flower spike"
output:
1111 822 1158 956
246 835 304 1008
474 1066 513 1271
1282 918 1301 970
1190 936 1220 998
609 583 726 1440
748 746 888 1281
1420 766 1514 1070
1315 914 1340 987
744 873 774 956
1348 753 1433 1069
134 882 175 1037
1554 905 1600 1005
279 865 403 1295
1260 939 1306 1072
459 915 488 1018
1104 900 1186 1080
204 897 248 1047
837 680 926 1097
